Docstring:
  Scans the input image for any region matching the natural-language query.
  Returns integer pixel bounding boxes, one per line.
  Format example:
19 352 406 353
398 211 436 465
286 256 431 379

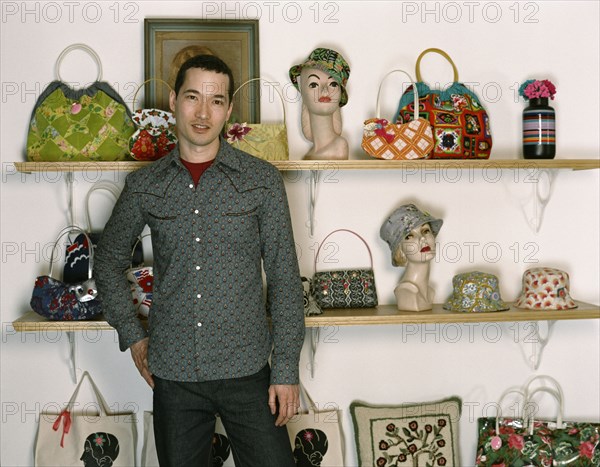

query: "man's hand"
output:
268 384 300 427
130 338 154 389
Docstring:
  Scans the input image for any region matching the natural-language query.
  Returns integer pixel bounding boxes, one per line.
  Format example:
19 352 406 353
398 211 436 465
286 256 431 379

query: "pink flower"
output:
519 79 557 100
226 122 252 142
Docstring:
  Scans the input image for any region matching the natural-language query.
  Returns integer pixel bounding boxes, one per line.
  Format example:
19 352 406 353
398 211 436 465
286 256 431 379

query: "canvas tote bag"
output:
287 383 345 466
34 371 136 466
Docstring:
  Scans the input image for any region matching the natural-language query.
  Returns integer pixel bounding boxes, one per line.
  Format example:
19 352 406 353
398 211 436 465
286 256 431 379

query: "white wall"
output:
1 1 599 466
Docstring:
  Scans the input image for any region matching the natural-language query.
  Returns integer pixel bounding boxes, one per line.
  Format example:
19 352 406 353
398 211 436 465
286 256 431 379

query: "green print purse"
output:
26 43 135 162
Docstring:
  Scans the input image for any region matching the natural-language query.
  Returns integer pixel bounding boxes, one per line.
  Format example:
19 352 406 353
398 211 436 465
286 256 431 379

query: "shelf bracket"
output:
516 320 557 370
307 170 320 237
67 331 79 384
309 327 319 379
514 168 557 233
66 171 76 226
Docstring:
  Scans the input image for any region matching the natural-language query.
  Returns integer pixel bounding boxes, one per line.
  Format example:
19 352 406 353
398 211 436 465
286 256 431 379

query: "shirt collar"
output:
169 137 241 172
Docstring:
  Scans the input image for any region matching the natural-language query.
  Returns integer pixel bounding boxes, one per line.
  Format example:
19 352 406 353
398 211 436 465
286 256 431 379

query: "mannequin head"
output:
380 203 443 267
289 47 350 107
393 223 437 267
299 67 342 115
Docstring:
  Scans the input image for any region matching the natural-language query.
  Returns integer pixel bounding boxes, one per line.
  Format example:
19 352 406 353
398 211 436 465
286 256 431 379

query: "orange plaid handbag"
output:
362 69 434 160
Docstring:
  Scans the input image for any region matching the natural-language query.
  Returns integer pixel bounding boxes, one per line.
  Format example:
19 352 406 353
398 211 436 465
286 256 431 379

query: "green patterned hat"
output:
289 48 350 107
443 271 509 313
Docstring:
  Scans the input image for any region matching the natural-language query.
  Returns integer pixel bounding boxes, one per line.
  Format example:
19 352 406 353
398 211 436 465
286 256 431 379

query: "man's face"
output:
170 67 232 155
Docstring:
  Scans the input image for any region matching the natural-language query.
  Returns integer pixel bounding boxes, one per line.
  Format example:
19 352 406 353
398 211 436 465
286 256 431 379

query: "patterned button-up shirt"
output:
95 140 305 384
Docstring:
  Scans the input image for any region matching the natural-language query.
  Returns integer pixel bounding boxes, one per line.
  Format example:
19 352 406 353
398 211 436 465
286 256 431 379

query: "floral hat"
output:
443 271 509 313
514 267 577 310
289 48 350 107
380 204 443 266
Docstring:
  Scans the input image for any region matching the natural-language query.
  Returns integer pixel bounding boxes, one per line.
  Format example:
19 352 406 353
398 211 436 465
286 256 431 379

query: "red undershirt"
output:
180 158 215 187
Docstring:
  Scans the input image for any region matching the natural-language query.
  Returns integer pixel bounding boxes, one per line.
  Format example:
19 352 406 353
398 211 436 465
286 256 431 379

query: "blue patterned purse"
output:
30 226 102 320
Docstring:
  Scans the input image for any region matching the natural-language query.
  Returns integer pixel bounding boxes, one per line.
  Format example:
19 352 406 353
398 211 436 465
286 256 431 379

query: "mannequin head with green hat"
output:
289 48 351 160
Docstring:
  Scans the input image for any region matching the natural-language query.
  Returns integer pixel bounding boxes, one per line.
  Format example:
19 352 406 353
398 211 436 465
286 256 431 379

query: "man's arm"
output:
95 176 148 355
259 167 306 387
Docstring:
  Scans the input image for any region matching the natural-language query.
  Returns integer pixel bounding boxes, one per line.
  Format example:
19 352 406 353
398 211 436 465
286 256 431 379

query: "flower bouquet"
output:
519 79 557 101
520 79 557 159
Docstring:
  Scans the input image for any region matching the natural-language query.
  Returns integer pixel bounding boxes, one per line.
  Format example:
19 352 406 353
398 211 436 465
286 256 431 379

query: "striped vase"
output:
522 97 556 159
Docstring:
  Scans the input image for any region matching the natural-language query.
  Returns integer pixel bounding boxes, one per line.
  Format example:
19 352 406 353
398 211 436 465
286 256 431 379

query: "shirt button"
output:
197 322 202 327
195 237 200 242
197 294 202 299
194 209 199 214
189 184 194 189
196 265 200 270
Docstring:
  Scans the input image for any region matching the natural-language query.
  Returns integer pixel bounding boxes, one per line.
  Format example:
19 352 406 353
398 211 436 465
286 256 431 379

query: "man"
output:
95 54 305 467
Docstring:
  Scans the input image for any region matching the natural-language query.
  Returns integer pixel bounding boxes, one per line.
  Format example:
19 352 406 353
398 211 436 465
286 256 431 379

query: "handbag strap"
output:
49 226 93 279
231 78 287 124
494 387 526 432
313 229 374 273
523 374 565 429
375 69 419 121
130 233 151 268
415 48 459 83
84 181 122 232
132 78 173 111
298 381 316 413
64 371 111 415
525 387 564 433
55 43 103 82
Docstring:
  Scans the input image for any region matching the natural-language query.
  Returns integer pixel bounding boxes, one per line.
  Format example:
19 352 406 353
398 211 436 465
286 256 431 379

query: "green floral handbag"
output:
26 43 135 162
225 78 289 161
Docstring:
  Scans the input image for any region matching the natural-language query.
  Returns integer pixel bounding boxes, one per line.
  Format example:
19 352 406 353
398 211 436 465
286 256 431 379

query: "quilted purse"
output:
129 79 177 161
395 48 493 159
362 69 434 160
126 234 153 318
30 226 102 321
311 229 378 309
26 43 135 162
225 78 289 161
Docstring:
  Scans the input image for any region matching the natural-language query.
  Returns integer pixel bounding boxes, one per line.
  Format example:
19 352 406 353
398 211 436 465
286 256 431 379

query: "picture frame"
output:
144 18 260 123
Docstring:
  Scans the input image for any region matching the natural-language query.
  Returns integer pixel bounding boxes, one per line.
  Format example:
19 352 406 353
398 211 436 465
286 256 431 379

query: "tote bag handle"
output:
415 47 459 83
55 43 103 82
48 226 93 280
313 229 374 274
375 69 419 121
232 78 287 125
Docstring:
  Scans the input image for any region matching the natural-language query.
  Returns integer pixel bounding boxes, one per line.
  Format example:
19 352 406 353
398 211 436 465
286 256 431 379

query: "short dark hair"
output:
173 54 234 104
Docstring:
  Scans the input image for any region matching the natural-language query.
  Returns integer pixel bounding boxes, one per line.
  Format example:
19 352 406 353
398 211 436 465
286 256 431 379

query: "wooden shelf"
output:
304 301 600 326
12 301 599 332
12 158 600 173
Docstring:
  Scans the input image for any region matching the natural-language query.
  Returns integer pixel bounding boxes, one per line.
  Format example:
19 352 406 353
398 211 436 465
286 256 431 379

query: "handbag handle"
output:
55 43 103 82
231 78 287 124
525 387 564 434
132 78 173 110
48 226 94 280
375 69 419 121
313 229 374 273
298 381 317 413
494 387 526 433
415 48 459 83
523 374 565 430
84 180 122 233
130 233 151 268
64 371 111 415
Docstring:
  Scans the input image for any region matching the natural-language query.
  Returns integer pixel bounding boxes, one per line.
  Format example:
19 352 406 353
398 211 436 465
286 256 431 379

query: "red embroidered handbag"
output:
395 48 493 159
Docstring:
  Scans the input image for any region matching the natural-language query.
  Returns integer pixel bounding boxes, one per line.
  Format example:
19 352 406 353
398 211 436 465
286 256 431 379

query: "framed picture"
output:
144 19 260 123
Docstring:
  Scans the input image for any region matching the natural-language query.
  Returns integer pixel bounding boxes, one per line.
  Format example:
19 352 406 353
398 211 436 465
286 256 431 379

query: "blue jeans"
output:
153 364 295 467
